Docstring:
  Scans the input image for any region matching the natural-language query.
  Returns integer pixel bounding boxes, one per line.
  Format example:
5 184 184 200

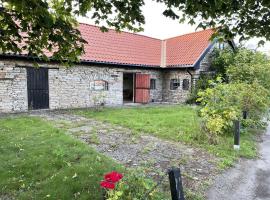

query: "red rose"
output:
104 171 123 183
100 180 115 189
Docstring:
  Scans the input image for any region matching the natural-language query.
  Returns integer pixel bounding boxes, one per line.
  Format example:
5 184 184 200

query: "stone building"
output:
0 23 227 113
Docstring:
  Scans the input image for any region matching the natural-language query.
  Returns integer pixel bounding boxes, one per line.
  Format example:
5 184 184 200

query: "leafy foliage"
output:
209 47 235 80
198 79 270 139
1 0 270 63
227 49 270 91
0 0 87 65
162 0 270 43
187 73 214 104
0 0 145 64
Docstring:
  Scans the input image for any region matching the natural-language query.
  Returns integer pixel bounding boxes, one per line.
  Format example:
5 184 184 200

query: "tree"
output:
210 47 235 80
227 49 270 91
1 0 270 63
0 0 145 64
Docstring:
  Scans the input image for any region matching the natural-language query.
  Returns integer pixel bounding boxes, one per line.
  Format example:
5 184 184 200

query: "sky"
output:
78 1 270 55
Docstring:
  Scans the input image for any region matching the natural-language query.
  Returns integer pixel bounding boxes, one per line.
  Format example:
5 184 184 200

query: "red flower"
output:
104 171 123 183
100 180 115 189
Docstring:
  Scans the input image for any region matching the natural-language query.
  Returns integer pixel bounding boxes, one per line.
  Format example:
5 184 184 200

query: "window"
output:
93 80 109 91
150 79 156 90
170 79 180 90
182 79 190 90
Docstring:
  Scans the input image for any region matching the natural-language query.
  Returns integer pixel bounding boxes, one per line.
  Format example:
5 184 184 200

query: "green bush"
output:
198 80 270 141
186 73 214 104
196 48 270 141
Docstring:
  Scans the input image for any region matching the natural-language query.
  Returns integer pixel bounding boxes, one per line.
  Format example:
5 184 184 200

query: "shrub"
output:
198 80 270 141
186 73 214 104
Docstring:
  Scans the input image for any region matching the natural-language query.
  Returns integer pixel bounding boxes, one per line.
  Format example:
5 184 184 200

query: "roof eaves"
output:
165 64 194 68
80 59 161 68
0 54 162 68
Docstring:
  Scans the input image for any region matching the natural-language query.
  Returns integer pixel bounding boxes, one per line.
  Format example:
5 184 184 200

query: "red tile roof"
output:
3 23 214 68
79 23 161 67
165 29 214 67
78 23 214 68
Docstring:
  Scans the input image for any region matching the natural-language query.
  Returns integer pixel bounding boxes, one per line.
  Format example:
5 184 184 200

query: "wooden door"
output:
27 68 49 110
135 74 150 103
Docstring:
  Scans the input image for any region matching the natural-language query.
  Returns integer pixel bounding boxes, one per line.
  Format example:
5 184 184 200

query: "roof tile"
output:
165 29 214 67
4 23 214 68
79 24 161 66
79 23 214 67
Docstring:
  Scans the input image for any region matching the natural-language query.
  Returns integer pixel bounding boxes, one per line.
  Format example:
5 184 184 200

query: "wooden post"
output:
168 168 185 200
234 120 240 150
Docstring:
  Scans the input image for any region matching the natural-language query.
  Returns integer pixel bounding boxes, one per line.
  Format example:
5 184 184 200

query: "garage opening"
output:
123 73 134 102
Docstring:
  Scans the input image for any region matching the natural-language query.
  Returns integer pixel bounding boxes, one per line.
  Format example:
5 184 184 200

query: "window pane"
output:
150 79 156 90
170 79 180 90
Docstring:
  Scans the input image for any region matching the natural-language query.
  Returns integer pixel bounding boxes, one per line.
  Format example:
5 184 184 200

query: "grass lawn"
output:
0 117 122 200
75 105 259 168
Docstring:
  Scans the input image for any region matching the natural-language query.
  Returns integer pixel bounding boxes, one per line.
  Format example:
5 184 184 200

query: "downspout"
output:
187 69 194 93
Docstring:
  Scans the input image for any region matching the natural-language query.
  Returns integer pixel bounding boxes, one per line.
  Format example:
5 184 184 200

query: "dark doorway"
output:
123 73 134 102
27 68 49 110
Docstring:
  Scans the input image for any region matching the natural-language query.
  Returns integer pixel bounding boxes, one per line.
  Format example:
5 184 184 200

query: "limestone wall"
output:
162 70 192 103
0 59 165 112
0 61 27 113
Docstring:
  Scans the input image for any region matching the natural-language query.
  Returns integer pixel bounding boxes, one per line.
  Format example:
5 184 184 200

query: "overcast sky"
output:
78 1 270 54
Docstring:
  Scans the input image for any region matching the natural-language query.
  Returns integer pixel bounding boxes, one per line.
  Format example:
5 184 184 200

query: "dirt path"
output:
207 123 270 200
30 110 219 196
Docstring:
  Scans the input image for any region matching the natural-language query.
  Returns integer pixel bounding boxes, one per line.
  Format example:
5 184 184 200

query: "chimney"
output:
160 40 167 67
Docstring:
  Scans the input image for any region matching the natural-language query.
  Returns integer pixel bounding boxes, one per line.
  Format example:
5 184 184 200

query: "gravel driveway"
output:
29 110 219 197
207 123 270 200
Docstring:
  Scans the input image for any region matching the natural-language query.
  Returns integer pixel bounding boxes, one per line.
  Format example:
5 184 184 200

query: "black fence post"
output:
243 111 248 120
168 168 185 200
234 120 240 150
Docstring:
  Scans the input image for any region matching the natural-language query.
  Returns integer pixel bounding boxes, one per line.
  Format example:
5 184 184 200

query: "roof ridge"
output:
79 22 162 41
163 28 214 41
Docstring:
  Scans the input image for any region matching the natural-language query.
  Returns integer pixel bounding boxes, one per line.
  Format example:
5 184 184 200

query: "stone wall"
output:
0 59 166 113
162 70 192 103
49 66 123 109
0 61 28 113
0 54 213 113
